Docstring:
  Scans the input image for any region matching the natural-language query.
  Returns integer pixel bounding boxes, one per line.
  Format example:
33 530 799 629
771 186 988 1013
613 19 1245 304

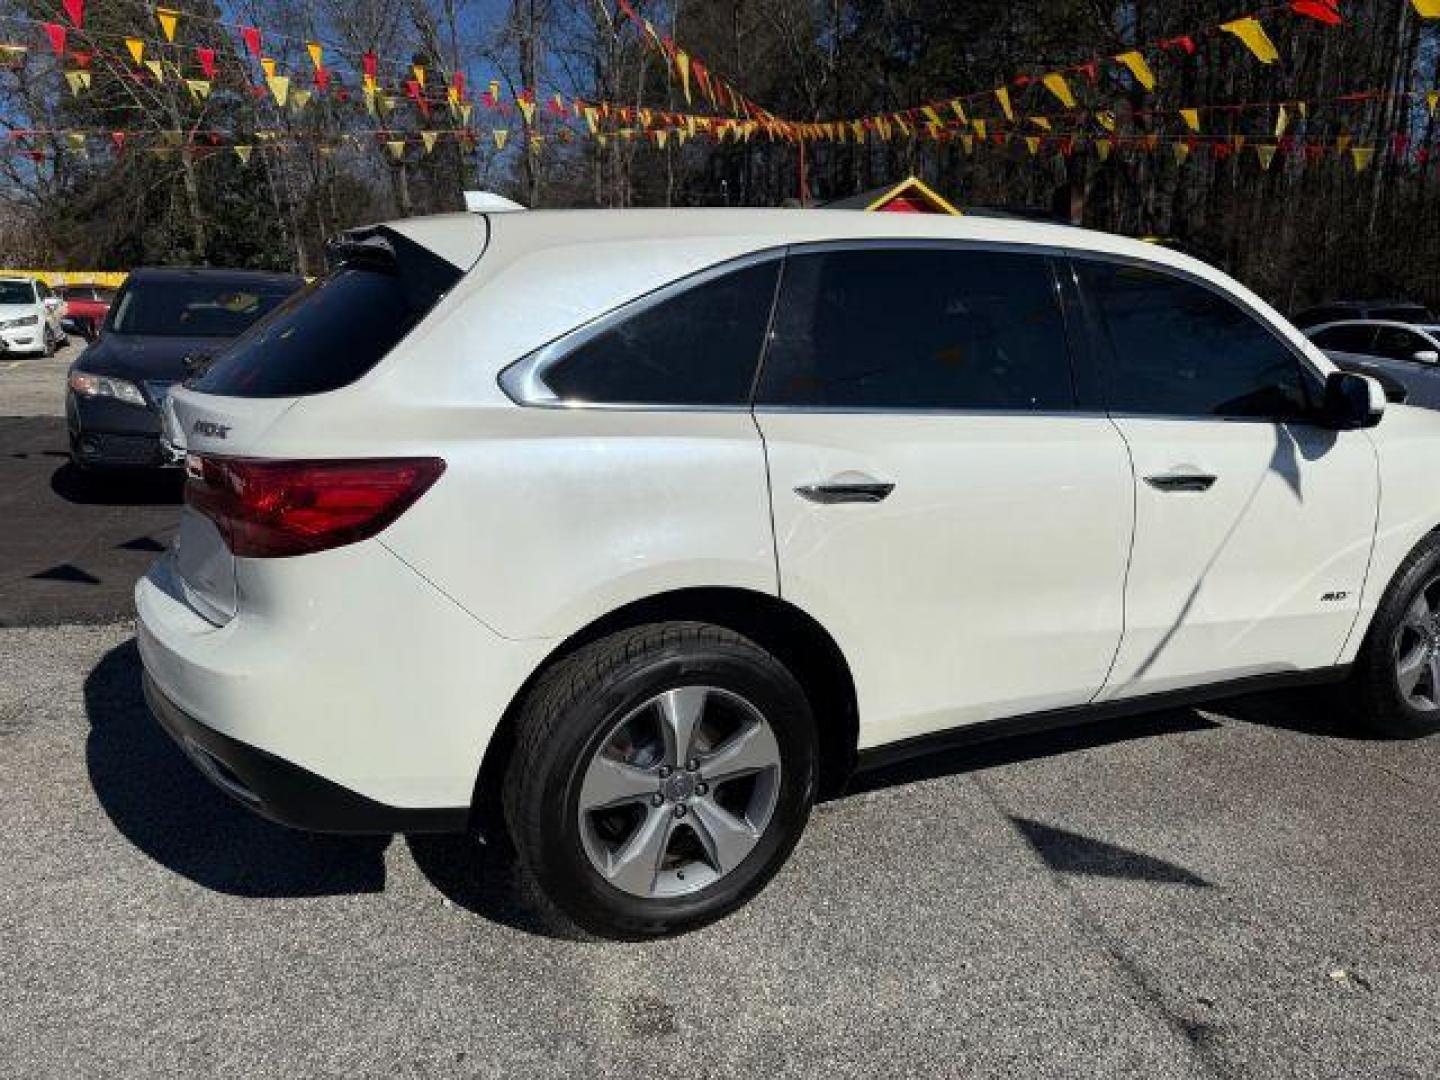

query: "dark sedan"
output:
66 267 304 468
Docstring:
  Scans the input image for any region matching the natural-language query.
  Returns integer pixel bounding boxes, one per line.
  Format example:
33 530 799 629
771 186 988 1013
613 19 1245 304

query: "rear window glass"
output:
109 279 296 337
191 231 462 398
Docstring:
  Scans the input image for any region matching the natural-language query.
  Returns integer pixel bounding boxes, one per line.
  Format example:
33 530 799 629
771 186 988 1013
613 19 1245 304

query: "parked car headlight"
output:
0 315 38 329
68 371 147 407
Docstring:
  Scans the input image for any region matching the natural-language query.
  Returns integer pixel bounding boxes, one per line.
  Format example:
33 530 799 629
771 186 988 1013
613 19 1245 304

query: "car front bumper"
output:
0 327 44 353
66 390 177 467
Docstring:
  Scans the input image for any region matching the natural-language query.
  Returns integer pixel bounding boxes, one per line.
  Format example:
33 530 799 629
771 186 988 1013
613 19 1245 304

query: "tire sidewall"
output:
529 641 816 937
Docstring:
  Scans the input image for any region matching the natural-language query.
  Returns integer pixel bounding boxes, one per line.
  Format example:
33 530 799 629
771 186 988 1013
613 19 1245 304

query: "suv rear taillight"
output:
185 455 445 558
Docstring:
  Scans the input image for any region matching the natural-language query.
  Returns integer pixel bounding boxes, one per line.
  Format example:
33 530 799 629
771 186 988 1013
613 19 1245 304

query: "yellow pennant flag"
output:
1097 140 1112 162
459 104 473 125
1029 116 1052 131
266 74 290 107
1256 144 1277 171
949 99 967 124
1336 133 1353 154
306 42 323 71
1274 104 1289 140
386 140 405 160
420 131 438 154
972 118 987 140
378 94 396 116
67 130 86 151
1042 73 1075 109
656 130 669 149
1411 0 1440 15
1427 91 1438 116
234 145 252 164
260 57 276 78
289 88 311 111
64 70 90 95
1024 136 1041 156
518 98 536 125
852 120 865 142
1352 147 1375 172
959 133 974 155
145 59 164 82
921 105 942 127
1115 51 1155 91
583 107 599 135
994 86 1014 121
493 129 509 150
1222 17 1280 64
412 64 426 87
155 7 179 43
1233 134 1247 151
1173 142 1190 165
675 51 692 104
1180 108 1201 133
1095 111 1116 133
362 87 377 116
185 78 210 101
125 38 144 65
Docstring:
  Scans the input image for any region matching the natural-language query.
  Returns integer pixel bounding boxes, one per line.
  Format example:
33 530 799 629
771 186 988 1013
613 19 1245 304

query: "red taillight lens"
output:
185 455 446 558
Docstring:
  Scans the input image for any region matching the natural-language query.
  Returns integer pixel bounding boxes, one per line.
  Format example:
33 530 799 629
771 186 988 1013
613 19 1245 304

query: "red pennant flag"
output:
1077 61 1099 84
62 0 84 28
197 47 216 78
241 26 261 61
362 52 377 80
42 22 66 56
1418 148 1431 167
314 67 330 91
1291 1 1342 25
110 131 125 150
1160 35 1196 54
1392 132 1411 159
71 49 91 68
452 71 465 95
405 78 420 99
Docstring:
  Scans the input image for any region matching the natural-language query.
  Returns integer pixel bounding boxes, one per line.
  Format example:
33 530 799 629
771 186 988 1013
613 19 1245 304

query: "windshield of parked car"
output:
0 281 35 305
109 279 297 337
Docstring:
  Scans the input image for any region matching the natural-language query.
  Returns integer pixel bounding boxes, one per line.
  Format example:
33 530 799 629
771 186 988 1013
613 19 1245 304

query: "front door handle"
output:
795 479 895 505
1144 472 1217 493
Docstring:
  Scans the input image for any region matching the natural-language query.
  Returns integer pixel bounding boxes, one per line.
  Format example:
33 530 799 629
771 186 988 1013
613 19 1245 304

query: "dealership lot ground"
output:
3 358 1440 1077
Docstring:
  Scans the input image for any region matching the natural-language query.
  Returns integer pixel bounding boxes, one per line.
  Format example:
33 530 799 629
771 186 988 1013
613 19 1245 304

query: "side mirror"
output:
1413 349 1439 365
1321 371 1385 429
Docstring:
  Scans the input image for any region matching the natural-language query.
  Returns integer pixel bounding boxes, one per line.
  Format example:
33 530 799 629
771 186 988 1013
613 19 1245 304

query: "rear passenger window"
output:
523 260 780 407
754 248 1073 411
1079 261 1316 420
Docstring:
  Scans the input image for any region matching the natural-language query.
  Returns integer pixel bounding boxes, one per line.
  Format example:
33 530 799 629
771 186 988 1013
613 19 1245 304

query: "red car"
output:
56 283 117 341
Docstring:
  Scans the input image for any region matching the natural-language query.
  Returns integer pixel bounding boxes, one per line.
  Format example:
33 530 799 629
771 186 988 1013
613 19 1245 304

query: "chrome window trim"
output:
497 247 787 410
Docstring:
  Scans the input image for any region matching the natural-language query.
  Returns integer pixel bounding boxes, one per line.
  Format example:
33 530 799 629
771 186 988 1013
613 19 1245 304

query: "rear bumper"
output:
144 671 468 834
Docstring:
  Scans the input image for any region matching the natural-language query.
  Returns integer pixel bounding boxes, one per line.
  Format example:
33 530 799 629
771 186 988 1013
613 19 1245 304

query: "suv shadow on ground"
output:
83 637 1376 934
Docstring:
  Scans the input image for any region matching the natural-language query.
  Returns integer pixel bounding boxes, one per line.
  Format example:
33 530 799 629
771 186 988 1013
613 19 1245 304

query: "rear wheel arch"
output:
472 587 860 836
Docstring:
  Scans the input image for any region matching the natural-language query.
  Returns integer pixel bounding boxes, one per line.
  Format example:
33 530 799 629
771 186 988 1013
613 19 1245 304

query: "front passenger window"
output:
1079 261 1316 421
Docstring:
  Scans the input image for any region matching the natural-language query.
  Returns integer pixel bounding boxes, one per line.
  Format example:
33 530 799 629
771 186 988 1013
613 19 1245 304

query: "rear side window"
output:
1079 261 1316 420
513 260 781 407
1311 325 1376 353
1372 326 1433 362
755 248 1073 411
192 231 461 398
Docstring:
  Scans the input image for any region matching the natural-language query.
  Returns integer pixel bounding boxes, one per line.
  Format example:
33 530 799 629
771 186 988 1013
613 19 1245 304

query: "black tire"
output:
502 621 817 939
1349 532 1440 737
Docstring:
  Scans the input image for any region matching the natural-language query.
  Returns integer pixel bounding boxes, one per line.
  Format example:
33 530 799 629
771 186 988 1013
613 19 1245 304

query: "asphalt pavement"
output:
2 350 1440 1077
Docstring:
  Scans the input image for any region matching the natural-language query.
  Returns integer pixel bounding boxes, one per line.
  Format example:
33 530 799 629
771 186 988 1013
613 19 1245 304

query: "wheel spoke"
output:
580 756 658 812
657 686 707 768
1405 591 1433 630
604 805 675 895
689 797 761 875
1425 656 1440 705
1397 644 1428 699
701 720 780 784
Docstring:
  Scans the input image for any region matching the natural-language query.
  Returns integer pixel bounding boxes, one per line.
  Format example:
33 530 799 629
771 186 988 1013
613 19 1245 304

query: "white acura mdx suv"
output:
139 209 1439 938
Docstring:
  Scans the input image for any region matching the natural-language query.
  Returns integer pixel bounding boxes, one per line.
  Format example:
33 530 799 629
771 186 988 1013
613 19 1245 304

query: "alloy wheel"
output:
577 685 783 899
1393 575 1440 713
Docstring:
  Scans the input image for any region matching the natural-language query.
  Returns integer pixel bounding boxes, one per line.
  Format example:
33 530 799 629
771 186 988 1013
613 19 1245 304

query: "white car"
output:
0 276 67 355
139 209 1437 938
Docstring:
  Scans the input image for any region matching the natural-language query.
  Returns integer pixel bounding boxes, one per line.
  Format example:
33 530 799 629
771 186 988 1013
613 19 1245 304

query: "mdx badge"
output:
192 420 231 439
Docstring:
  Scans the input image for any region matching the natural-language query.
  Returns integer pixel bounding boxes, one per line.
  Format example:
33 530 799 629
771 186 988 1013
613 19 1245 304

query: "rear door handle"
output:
1144 473 1217 493
795 480 895 505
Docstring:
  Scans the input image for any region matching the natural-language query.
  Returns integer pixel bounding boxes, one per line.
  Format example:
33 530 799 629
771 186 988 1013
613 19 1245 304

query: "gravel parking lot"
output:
3 356 1439 1078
